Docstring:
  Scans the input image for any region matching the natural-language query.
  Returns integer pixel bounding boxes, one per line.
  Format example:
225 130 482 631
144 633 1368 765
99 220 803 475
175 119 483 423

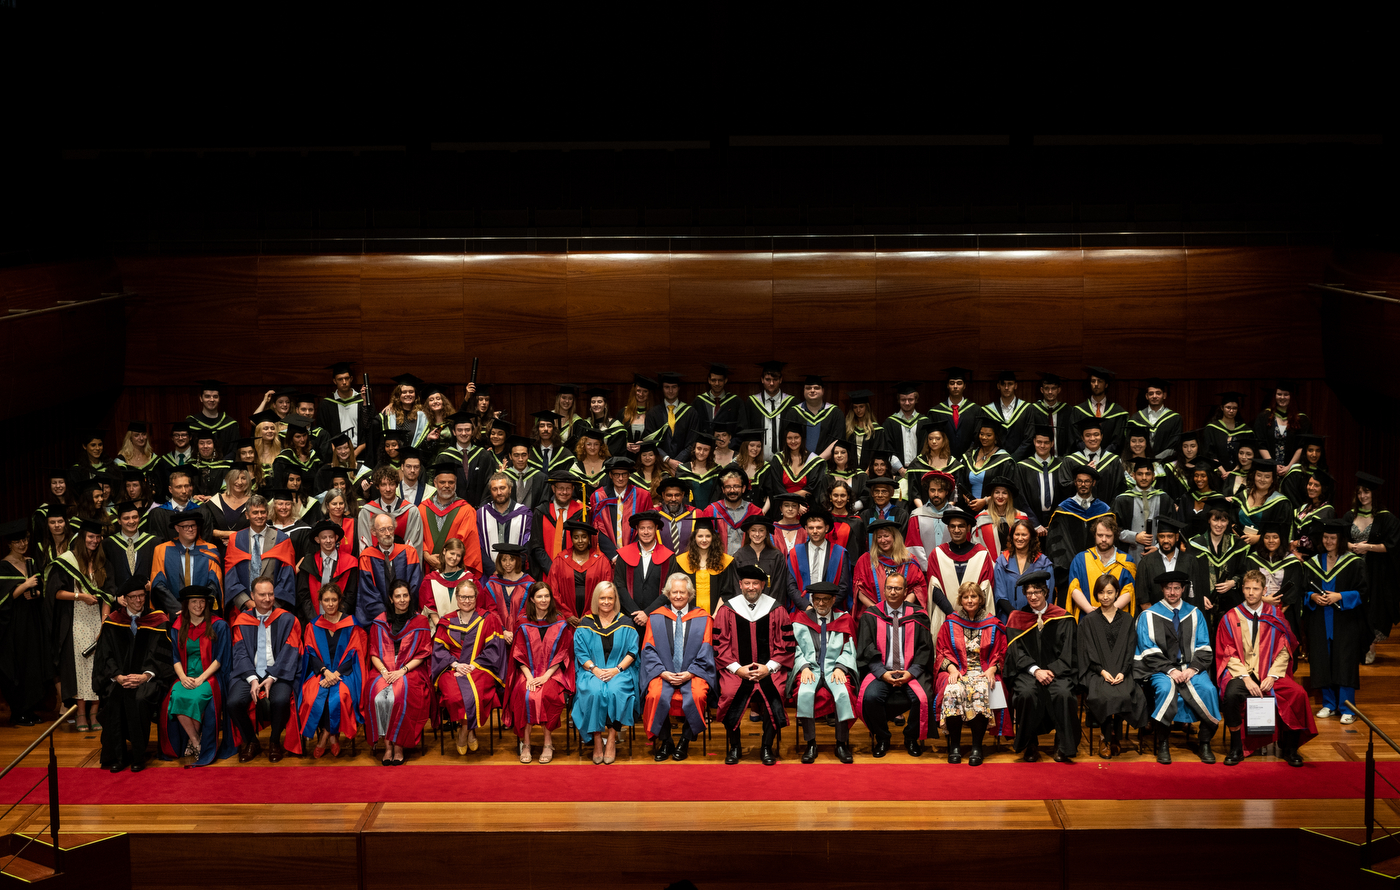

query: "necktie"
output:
1171 609 1182 662
951 403 960 426
255 614 269 677
383 548 397 589
1040 464 1052 511
668 519 681 552
672 614 685 669
552 506 566 556
1095 400 1103 418
178 453 185 465
183 548 193 586
667 405 677 435
251 533 262 578
818 618 828 670
126 540 137 574
321 553 334 586
1246 612 1260 646
1035 610 1045 631
130 614 139 636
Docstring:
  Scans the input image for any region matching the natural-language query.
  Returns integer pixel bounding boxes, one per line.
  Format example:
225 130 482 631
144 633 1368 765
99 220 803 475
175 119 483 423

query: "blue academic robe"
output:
1133 600 1221 725
571 618 641 741
783 541 851 612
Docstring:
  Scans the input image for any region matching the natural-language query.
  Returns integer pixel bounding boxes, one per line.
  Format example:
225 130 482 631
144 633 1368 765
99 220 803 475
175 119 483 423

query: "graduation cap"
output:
113 500 141 515
397 447 424 463
79 429 105 444
1232 435 1260 452
1256 520 1289 537
504 435 534 452
119 574 151 597
1174 429 1204 447
1306 468 1335 488
845 389 873 404
1275 378 1298 395
995 369 1017 383
1085 365 1116 382
635 440 659 456
170 420 192 434
310 520 345 540
1216 391 1246 405
921 469 957 493
1247 462 1277 477
604 456 635 471
196 379 226 394
917 418 954 440
831 437 858 457
121 469 147 483
575 428 605 445
532 410 564 424
632 374 660 392
73 518 104 537
656 477 690 495
1203 496 1235 515
380 428 410 444
734 428 765 446
801 374 825 386
692 432 716 448
974 416 1004 439
943 366 974 382
802 508 833 528
867 518 902 534
628 510 663 529
1124 421 1151 440
227 460 253 473
390 373 426 390
0 519 30 541
986 476 1018 497
446 412 479 428
249 410 280 427
735 563 768 582
806 581 840 599
894 381 921 396
864 476 897 490
192 429 217 443
583 387 612 399
1017 570 1052 590
705 363 730 378
1143 377 1170 391
1314 518 1349 534
758 360 787 374
739 513 774 532
473 383 492 396
329 432 352 448
127 421 150 434
270 387 299 402
326 362 355 376
1155 570 1190 587
771 493 808 507
1073 416 1104 435
562 519 596 536
1298 433 1327 448
1039 372 1063 385
1070 463 1100 481
780 420 805 439
266 488 296 502
868 449 898 469
657 372 683 385
1155 516 1187 533
1126 456 1157 473
556 384 578 396
1030 423 1056 441
419 383 449 402
709 421 738 436
44 468 67 481
491 542 528 555
283 415 311 432
177 584 217 602
1357 471 1386 488
488 418 515 434
545 469 578 486
692 516 718 534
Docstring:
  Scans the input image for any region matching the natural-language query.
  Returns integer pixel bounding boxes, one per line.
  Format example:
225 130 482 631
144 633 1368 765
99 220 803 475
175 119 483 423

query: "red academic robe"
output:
932 613 1012 737
297 614 367 741
431 609 507 729
504 617 575 733
364 614 432 747
543 548 614 619
1214 603 1317 752
853 554 928 617
713 595 794 729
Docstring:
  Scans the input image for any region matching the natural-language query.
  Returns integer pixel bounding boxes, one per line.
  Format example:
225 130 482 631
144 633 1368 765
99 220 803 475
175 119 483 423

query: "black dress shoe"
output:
672 737 690 761
835 743 854 764
1155 731 1172 765
761 745 777 766
14 715 36 727
905 739 924 757
947 746 961 764
967 746 983 766
107 762 125 774
1053 751 1072 763
893 714 905 726
653 739 675 762
1223 730 1244 766
129 760 146 773
872 738 890 758
1197 733 1216 764
1023 746 1041 762
1284 749 1304 767
801 740 818 764
748 713 762 722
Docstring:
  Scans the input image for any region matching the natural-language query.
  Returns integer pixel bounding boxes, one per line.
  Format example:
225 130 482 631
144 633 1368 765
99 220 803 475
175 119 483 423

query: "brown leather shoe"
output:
238 739 262 763
1099 736 1112 759
268 737 285 763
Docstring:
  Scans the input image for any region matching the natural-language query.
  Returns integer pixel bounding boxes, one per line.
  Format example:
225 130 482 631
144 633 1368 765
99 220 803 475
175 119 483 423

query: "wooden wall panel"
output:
565 252 670 381
978 250 1085 372
460 253 569 383
119 255 261 383
0 257 119 312
772 251 877 380
360 254 464 381
1082 248 1189 374
667 251 774 380
255 255 363 378
1185 246 1330 378
875 250 980 369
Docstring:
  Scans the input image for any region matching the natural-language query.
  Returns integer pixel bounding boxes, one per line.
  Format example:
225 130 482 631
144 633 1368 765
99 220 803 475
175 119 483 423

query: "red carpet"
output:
0 761 1388 805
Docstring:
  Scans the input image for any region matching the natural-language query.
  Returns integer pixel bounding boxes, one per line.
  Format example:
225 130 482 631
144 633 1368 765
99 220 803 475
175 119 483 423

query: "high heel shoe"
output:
603 734 617 765
467 730 478 752
592 742 604 765
330 736 341 758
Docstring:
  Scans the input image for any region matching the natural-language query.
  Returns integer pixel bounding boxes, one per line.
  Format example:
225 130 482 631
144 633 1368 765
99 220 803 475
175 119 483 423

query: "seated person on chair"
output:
367 579 433 766
228 577 304 763
787 581 858 764
573 581 640 765
94 578 174 772
640 573 716 762
1134 570 1222 764
160 584 235 767
432 578 507 757
298 582 367 759
1214 569 1316 767
854 572 935 758
715 563 794 766
505 581 574 764
934 581 1008 767
1005 570 1080 762
1077 574 1149 759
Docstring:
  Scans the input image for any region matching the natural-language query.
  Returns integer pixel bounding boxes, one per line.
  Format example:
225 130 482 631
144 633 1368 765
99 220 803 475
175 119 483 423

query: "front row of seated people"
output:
93 561 1320 770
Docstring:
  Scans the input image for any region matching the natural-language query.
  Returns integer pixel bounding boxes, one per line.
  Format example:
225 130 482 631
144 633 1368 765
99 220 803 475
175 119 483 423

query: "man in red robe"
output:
543 521 613 623
528 471 586 575
925 507 993 620
714 564 794 765
1215 569 1316 766
590 457 654 560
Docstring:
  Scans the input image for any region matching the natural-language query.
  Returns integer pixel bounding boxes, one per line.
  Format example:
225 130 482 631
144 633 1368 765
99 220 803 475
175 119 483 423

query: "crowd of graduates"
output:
0 361 1393 770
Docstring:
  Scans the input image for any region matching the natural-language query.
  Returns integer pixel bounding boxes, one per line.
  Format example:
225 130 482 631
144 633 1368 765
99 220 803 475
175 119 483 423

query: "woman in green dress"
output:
162 585 232 765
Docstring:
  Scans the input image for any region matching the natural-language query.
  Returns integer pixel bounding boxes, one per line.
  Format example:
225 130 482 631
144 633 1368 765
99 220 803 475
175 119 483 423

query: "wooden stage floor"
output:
4 639 1399 889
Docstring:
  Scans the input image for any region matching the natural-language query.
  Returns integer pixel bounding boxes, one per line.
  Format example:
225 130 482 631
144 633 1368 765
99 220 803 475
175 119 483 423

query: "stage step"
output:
0 833 128 889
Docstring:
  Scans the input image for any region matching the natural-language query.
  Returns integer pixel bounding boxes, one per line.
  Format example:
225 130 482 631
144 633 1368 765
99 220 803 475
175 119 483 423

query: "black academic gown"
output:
1071 401 1129 454
1029 402 1075 457
45 559 116 701
1005 610 1079 756
1345 510 1400 638
1014 456 1068 529
1135 549 1210 614
1134 409 1182 460
1076 608 1148 727
643 402 699 464
730 545 790 605
1057 452 1126 503
102 533 158 593
1303 553 1370 690
928 401 984 457
984 400 1037 461
0 559 52 717
93 608 174 767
